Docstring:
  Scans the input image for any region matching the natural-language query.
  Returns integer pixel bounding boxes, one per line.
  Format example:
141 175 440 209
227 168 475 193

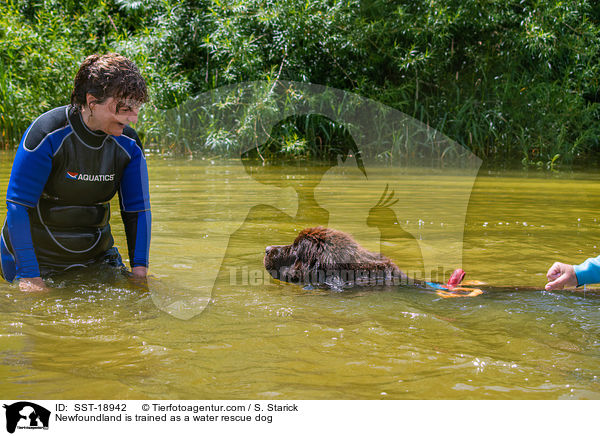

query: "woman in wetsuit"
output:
1 53 151 292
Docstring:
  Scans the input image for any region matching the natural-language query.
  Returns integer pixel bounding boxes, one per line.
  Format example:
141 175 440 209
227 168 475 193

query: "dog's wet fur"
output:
264 227 410 291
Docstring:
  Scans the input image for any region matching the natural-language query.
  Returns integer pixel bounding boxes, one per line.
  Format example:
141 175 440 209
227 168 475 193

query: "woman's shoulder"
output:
121 125 142 146
119 125 143 149
113 125 145 160
22 106 70 152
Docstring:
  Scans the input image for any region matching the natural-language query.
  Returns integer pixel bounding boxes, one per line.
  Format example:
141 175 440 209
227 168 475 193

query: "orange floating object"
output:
426 268 484 298
435 287 484 298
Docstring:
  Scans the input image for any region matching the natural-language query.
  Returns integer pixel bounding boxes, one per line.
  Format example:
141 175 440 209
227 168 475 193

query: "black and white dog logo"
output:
3 402 50 433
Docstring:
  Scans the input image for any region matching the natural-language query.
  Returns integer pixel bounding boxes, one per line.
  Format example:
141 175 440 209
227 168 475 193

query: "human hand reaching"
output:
545 262 577 291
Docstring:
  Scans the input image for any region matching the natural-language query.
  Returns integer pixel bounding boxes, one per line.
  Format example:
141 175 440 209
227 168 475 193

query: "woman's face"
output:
87 96 141 136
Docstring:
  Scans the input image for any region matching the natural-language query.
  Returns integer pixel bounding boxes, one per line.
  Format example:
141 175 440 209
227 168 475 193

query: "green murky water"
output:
1 153 600 399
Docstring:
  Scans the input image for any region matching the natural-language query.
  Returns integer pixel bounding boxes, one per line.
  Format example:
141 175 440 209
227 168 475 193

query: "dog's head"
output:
263 227 369 284
263 241 297 282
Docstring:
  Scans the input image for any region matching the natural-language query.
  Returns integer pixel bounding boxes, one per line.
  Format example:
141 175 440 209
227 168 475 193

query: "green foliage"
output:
1 0 600 168
242 113 360 162
0 0 125 146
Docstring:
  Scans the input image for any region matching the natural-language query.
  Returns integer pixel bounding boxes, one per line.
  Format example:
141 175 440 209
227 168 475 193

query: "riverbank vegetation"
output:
1 0 600 167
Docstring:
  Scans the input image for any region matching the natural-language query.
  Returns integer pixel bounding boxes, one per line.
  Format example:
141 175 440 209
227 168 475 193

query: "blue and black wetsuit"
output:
0 105 151 281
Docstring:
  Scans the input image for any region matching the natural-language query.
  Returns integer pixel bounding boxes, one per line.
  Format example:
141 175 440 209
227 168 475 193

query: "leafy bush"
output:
1 0 600 167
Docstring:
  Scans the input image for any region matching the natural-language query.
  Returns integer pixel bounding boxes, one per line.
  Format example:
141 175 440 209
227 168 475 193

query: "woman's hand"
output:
545 262 578 290
131 266 147 278
19 277 48 293
128 266 149 289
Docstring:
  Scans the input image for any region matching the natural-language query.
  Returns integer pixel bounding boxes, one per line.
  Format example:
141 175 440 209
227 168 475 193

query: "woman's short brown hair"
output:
71 53 148 112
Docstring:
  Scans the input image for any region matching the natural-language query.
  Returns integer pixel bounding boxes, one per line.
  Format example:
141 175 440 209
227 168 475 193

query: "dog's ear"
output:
299 237 337 272
295 235 317 260
288 260 305 283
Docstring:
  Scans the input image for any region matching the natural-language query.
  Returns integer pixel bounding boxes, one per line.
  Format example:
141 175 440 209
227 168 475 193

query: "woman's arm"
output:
118 129 151 275
5 116 57 284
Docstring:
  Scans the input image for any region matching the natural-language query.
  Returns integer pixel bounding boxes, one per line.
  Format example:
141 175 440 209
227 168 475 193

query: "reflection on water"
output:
1 154 600 399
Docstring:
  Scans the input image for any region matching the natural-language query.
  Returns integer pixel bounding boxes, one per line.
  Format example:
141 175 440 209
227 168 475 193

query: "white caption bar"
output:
0 400 593 436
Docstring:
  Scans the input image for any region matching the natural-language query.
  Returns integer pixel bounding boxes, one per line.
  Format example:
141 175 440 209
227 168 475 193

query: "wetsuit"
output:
0 105 151 281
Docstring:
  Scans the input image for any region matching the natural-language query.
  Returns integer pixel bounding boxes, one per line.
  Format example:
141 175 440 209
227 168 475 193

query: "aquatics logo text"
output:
66 171 115 182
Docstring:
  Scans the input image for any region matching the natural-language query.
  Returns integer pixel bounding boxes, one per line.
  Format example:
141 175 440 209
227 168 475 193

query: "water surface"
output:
1 154 600 399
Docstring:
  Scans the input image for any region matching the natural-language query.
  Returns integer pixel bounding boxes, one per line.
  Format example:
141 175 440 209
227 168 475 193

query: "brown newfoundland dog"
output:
264 226 412 291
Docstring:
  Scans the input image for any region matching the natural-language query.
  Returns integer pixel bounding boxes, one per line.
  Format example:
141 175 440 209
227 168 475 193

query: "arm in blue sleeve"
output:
120 210 151 268
5 126 54 278
574 256 600 286
119 142 151 268
6 202 40 278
